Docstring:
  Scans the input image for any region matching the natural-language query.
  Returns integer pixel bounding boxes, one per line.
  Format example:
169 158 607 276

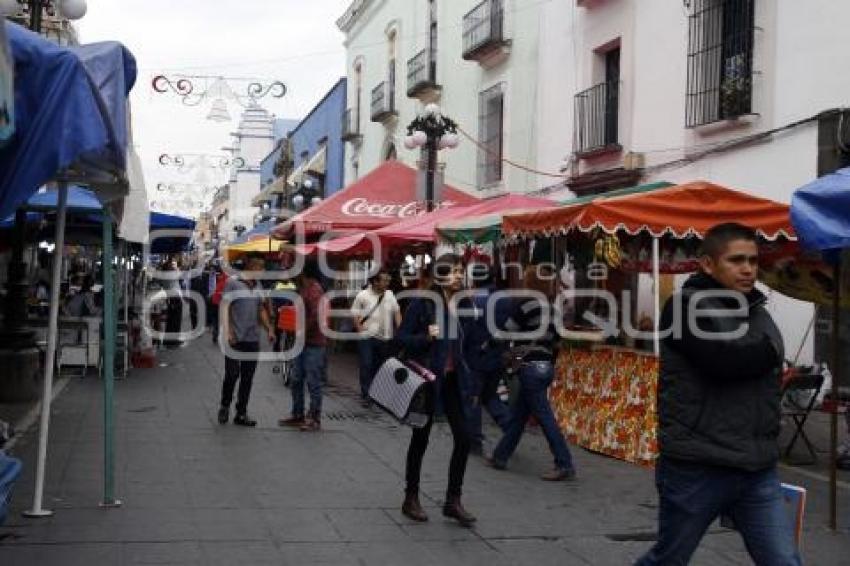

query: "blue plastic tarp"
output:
149 212 195 231
25 186 103 212
0 22 136 220
149 212 195 254
791 167 850 255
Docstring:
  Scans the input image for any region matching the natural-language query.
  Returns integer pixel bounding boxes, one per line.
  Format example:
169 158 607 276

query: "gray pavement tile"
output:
121 541 202 564
0 542 122 566
2 341 848 566
198 539 281 565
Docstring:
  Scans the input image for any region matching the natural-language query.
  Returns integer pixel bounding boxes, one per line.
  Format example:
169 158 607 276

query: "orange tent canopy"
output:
503 181 796 241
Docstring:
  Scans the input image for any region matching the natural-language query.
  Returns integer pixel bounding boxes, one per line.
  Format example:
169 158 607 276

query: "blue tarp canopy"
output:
149 211 195 231
25 185 103 212
791 167 850 255
0 22 136 220
0 211 41 229
149 212 195 254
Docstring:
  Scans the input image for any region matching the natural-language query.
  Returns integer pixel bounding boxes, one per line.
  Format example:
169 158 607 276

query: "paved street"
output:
1 338 849 565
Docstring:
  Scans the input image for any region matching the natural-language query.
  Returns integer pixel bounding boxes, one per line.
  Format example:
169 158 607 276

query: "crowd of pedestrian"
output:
201 221 802 562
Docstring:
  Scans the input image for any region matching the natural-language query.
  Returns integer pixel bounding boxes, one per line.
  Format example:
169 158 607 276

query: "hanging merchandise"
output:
594 233 622 269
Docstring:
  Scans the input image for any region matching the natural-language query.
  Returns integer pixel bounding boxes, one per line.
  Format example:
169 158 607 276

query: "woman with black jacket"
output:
396 253 479 527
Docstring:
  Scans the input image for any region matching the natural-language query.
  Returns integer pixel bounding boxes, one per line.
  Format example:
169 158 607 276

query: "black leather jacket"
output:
657 273 784 471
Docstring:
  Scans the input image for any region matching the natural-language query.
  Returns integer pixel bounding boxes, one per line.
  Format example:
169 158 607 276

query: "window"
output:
686 0 755 127
573 47 620 154
429 0 438 80
355 62 362 128
388 32 397 109
478 84 504 186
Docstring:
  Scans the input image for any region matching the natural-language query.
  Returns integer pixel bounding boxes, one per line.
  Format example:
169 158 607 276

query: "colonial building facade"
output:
337 0 547 195
536 0 850 363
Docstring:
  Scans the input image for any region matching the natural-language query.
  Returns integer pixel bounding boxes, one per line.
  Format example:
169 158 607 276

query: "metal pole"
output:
29 0 44 32
22 182 67 519
426 140 436 213
829 256 841 530
652 237 661 357
101 214 121 507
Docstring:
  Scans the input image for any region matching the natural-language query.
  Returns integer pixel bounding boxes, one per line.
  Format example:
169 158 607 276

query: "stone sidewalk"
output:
0 338 848 565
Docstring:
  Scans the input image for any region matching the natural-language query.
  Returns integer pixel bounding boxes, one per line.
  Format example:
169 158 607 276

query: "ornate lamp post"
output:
290 178 322 212
404 103 459 212
0 0 87 36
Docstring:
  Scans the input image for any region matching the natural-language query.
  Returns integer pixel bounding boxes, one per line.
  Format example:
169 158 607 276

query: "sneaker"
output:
217 406 229 425
541 467 576 482
486 456 507 471
300 417 321 432
233 414 257 427
278 415 305 427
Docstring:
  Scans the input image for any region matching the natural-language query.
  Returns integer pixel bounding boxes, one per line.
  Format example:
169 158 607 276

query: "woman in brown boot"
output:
396 253 479 527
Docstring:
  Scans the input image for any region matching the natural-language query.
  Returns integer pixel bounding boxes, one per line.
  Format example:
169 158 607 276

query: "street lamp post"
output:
404 103 459 212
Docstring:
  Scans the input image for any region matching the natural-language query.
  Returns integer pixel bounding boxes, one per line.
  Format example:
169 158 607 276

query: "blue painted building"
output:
288 78 347 197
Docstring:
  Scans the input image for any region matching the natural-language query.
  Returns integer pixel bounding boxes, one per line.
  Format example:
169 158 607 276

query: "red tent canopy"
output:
297 193 555 258
503 181 795 241
272 161 477 239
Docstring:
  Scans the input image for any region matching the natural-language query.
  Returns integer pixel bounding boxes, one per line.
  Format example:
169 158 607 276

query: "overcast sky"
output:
77 0 352 215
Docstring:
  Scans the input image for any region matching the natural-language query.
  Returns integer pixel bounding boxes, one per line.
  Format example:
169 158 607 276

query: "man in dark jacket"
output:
637 223 800 565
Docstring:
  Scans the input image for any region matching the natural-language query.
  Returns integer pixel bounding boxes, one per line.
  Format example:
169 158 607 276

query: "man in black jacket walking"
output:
636 223 800 565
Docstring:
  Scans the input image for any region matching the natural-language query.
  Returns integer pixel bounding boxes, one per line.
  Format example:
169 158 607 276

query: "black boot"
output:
402 491 428 522
443 494 476 527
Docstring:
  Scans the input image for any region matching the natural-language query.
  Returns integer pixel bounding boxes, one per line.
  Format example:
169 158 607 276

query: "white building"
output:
337 0 548 196
536 0 850 364
220 104 276 241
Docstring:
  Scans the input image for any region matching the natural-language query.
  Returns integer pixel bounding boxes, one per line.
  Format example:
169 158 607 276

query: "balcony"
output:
573 81 621 157
341 108 362 142
406 49 441 102
370 80 397 123
462 0 510 65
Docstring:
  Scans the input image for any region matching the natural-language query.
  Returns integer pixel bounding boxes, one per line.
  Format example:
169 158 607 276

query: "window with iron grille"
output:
686 0 755 127
478 83 504 187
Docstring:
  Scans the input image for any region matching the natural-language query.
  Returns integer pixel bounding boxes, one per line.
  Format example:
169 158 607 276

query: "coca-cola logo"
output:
341 198 434 218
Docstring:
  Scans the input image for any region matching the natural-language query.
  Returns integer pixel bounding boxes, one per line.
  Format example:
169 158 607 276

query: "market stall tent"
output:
503 181 795 240
272 160 477 239
0 22 135 218
297 194 554 259
791 167 850 530
0 21 137 516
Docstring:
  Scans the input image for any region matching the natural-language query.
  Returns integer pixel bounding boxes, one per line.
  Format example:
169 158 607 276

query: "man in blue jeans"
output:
487 264 576 481
279 261 328 432
636 223 800 565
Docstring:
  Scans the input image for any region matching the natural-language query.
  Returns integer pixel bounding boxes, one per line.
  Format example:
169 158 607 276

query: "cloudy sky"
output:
77 0 352 214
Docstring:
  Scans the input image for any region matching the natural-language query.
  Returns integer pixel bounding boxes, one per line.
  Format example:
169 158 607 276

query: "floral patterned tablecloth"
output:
550 345 659 467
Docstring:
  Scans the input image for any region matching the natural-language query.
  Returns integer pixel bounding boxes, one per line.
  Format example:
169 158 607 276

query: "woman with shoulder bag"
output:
488 264 577 481
396 253 480 527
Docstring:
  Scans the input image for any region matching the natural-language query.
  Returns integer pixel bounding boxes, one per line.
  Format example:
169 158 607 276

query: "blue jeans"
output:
290 346 326 419
492 361 574 472
469 396 512 446
635 458 801 566
357 338 388 400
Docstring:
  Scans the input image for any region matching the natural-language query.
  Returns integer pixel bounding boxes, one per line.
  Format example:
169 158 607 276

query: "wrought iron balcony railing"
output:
371 80 396 122
573 81 620 155
462 0 506 60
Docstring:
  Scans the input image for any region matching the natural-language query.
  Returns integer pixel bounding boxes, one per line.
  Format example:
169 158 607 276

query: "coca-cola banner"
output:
273 161 477 238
